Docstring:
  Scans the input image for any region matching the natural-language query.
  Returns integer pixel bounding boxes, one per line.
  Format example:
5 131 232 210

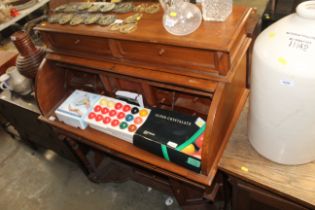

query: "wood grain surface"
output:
37 6 251 52
0 50 18 75
37 5 253 78
219 103 315 209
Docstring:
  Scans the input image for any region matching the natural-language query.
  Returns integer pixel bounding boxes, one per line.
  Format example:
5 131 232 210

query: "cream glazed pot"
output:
249 1 315 164
0 66 33 96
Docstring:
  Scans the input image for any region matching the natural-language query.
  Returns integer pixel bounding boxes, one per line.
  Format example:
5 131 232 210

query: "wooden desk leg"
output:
169 179 221 210
62 136 95 175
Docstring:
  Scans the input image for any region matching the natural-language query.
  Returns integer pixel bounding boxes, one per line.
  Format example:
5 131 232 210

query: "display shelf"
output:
39 87 248 187
0 0 49 32
40 115 211 185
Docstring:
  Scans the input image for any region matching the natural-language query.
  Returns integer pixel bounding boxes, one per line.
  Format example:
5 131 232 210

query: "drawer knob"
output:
158 48 165 56
74 39 80 45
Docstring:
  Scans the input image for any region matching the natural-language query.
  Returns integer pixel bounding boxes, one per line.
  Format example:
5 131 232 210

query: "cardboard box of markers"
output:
55 90 205 172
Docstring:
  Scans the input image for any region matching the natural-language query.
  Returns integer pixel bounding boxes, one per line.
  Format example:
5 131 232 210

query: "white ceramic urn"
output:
249 1 315 164
0 66 33 96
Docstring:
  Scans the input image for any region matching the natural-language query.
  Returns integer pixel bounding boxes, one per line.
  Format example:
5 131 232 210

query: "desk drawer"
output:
116 40 225 75
47 32 112 57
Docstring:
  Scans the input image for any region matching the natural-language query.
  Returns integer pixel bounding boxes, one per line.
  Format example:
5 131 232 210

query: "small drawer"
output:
116 40 224 75
47 32 112 57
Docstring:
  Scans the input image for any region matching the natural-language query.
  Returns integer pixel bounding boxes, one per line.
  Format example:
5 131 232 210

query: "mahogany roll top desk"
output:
34 5 253 207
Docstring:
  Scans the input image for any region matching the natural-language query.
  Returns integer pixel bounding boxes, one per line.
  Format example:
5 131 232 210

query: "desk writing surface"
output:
219 103 315 208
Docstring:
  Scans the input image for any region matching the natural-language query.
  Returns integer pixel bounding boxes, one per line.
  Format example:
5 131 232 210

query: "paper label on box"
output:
57 90 99 117
186 157 201 168
114 19 123 24
55 90 100 129
167 141 178 148
280 79 295 87
195 117 205 128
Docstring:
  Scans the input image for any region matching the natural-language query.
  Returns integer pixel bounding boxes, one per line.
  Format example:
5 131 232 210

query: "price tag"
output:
195 117 205 127
167 141 178 148
170 12 177 17
114 19 123 24
280 79 295 87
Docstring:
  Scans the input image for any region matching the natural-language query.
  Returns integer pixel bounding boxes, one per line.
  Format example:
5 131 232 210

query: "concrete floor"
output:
0 127 181 210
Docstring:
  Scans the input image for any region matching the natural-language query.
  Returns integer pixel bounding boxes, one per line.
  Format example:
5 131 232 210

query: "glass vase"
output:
201 0 232 21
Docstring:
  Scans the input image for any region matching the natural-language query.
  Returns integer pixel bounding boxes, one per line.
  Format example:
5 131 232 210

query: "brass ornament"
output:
54 4 67 13
70 14 86 26
133 3 148 13
98 15 117 26
145 4 160 14
123 13 142 24
100 3 116 13
87 4 102 13
84 14 101 24
48 13 63 24
113 2 134 13
119 23 137 34
63 4 78 13
109 22 123 31
58 13 74 24
77 3 92 11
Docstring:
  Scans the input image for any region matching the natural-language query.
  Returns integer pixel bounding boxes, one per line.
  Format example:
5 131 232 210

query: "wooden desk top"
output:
219 103 315 209
37 5 251 52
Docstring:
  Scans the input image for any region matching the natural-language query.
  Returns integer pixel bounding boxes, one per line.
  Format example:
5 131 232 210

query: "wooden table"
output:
0 50 17 75
219 103 315 209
